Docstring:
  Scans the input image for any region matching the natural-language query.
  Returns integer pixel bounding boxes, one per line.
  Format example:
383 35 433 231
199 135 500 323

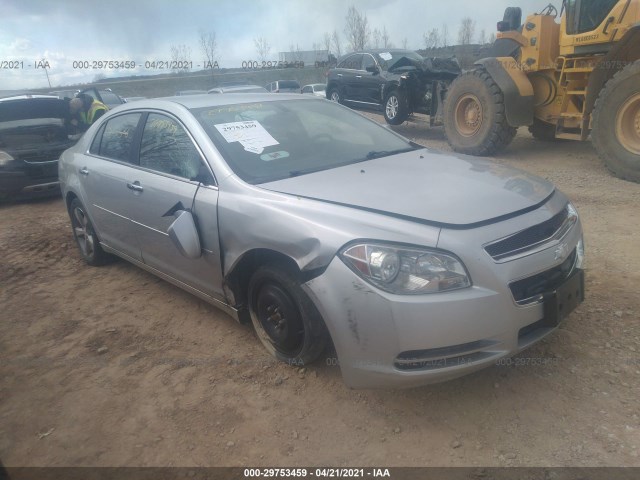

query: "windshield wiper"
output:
365 147 416 160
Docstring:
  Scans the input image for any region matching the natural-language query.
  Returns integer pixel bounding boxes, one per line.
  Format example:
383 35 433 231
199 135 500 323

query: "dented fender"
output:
216 174 441 291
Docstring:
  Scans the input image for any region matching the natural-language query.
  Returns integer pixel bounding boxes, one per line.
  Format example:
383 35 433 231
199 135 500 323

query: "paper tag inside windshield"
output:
379 52 392 61
214 120 279 154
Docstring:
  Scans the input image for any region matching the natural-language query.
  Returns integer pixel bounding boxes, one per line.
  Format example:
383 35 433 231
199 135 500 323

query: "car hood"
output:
259 149 555 227
0 97 70 122
390 56 461 80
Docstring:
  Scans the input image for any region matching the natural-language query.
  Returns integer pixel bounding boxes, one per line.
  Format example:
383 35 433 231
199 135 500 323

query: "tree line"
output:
168 5 498 76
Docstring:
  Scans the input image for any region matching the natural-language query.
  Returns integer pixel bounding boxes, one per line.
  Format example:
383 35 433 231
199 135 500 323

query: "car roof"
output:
112 93 317 111
211 85 266 92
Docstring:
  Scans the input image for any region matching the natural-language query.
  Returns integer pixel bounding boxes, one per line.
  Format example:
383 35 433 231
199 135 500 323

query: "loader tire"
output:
444 68 517 156
592 60 640 183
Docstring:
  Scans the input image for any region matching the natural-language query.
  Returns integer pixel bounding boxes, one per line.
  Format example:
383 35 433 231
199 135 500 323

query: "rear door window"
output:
98 113 142 163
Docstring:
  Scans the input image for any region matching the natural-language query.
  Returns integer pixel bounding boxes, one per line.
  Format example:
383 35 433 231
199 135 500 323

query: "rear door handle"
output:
79 167 89 176
127 181 143 192
337 73 343 77
356 75 362 79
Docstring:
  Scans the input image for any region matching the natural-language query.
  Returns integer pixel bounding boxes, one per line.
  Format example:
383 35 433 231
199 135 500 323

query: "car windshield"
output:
193 99 417 184
377 50 424 71
278 81 300 89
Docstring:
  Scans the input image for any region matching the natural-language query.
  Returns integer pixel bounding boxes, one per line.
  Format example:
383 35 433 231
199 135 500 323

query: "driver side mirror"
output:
366 65 379 74
168 210 202 259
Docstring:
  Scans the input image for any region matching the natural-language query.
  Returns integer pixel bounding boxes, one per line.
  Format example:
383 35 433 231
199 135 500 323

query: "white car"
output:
302 84 326 97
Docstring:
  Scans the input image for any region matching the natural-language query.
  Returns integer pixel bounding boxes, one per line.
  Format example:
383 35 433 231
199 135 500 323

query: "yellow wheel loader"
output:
443 0 640 182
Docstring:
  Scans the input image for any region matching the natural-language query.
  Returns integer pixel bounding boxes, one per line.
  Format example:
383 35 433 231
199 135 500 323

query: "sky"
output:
0 0 555 90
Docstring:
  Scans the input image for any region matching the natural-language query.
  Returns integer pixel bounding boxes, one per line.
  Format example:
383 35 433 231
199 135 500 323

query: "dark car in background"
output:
0 94 78 200
265 80 301 93
326 49 460 125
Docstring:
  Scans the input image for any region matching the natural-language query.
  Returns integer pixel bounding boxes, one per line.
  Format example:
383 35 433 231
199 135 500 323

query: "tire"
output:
444 69 517 156
328 88 342 104
528 118 558 141
591 60 640 183
248 264 329 365
69 198 111 266
383 89 409 125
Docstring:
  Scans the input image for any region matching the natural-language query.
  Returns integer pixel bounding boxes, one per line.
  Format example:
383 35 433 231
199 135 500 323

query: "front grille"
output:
509 248 577 304
485 207 570 261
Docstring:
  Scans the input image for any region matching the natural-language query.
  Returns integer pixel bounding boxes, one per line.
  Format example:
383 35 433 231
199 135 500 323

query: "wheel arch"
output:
474 57 534 127
585 24 640 118
381 81 403 101
65 190 79 211
224 248 327 323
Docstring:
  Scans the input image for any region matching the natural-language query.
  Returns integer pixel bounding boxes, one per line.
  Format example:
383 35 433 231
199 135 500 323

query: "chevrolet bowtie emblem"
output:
554 243 569 261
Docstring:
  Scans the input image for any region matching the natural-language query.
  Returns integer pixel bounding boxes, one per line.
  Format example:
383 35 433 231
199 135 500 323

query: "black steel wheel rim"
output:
255 283 304 356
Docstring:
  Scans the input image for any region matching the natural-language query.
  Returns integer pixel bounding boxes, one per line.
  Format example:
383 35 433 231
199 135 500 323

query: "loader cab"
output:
564 0 620 35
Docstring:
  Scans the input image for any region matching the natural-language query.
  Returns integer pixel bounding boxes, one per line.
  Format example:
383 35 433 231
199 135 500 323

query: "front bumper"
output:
0 167 59 200
303 205 583 389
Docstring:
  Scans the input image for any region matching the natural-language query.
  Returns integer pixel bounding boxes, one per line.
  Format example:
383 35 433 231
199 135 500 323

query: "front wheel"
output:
591 60 640 183
383 89 408 125
248 265 329 365
444 69 517 155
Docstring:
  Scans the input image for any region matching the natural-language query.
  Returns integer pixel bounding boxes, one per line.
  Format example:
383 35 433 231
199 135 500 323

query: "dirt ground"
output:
1 112 639 468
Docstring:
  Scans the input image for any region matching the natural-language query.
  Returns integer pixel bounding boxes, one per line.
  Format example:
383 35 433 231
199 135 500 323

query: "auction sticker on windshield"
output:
379 52 392 61
214 120 279 154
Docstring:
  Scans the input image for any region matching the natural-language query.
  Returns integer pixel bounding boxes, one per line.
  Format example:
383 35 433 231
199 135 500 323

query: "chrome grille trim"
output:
484 204 577 263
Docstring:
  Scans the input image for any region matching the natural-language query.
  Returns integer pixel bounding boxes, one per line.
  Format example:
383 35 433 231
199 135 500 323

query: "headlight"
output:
340 243 471 295
0 151 15 166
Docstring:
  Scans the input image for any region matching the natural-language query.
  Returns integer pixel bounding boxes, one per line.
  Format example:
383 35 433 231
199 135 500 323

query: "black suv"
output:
326 49 460 125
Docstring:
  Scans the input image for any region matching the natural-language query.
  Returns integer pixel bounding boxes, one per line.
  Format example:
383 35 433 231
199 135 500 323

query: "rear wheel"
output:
592 60 640 183
444 69 517 155
383 89 409 125
248 265 329 365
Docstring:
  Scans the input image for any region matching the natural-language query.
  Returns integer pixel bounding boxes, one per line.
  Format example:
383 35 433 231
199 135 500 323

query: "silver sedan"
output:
59 94 585 388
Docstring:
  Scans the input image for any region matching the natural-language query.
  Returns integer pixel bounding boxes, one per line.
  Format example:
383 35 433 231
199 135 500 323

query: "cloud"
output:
0 0 557 89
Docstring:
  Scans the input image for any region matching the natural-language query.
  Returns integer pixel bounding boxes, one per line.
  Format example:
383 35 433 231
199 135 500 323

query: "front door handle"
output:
356 75 362 79
337 73 343 77
79 167 89 176
127 181 144 192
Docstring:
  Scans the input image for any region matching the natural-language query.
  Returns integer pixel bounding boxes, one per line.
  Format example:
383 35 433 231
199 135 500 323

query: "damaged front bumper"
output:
302 217 583 389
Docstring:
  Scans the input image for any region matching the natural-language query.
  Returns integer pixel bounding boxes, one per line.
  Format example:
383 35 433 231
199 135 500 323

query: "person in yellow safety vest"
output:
69 94 108 132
